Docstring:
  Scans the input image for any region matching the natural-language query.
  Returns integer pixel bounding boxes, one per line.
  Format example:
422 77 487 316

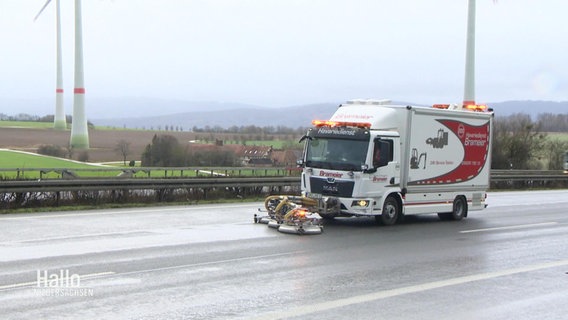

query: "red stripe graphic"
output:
411 119 490 185
74 88 86 94
56 89 64 93
405 201 450 206
406 200 477 206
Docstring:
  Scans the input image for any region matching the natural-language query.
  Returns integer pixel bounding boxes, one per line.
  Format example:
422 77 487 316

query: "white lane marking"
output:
460 222 559 234
0 203 260 220
253 259 568 320
2 230 155 245
116 251 305 277
0 251 301 291
0 272 115 291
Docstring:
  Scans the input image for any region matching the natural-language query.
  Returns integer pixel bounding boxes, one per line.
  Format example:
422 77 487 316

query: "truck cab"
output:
299 120 401 221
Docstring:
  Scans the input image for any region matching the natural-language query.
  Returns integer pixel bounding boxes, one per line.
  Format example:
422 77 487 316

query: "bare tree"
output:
78 151 89 162
141 135 184 167
492 114 547 169
542 139 568 170
66 144 74 159
115 140 131 165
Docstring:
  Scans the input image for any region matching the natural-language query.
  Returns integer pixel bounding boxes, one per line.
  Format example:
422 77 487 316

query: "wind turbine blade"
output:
33 0 53 21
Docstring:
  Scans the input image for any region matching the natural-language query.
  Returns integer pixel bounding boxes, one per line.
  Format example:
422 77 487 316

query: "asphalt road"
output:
1 190 567 320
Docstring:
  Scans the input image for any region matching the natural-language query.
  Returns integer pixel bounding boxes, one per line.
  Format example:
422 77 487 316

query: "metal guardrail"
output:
0 166 301 180
0 177 300 193
0 169 566 194
490 170 568 182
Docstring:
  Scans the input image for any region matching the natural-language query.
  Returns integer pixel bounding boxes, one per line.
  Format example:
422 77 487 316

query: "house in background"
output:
271 149 302 167
191 141 301 167
222 145 272 166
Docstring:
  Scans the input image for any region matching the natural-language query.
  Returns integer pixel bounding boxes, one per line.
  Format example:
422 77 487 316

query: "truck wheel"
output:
377 196 399 226
439 196 468 221
451 196 467 220
438 196 467 221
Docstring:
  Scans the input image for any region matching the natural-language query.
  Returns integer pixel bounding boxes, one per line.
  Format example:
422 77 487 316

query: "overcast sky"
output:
1 0 567 115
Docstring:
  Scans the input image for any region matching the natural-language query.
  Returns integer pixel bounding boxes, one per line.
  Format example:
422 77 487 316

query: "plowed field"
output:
0 127 197 162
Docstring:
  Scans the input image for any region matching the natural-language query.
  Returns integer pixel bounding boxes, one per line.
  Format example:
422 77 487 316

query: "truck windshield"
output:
305 138 369 171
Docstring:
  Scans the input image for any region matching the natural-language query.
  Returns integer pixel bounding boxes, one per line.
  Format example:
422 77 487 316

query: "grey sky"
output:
1 0 566 116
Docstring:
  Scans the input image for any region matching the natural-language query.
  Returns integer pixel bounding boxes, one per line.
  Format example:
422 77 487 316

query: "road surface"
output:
1 190 567 319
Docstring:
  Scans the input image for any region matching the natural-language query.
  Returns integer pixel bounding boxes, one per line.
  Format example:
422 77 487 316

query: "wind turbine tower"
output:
69 0 89 149
35 0 66 130
463 0 476 106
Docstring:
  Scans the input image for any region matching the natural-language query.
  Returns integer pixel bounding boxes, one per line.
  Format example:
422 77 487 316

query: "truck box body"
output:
300 101 494 220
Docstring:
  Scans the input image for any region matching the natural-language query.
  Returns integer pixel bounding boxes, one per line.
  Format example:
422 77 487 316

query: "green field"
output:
546 132 568 142
0 120 54 129
0 150 103 168
0 150 122 179
0 120 139 132
0 150 294 179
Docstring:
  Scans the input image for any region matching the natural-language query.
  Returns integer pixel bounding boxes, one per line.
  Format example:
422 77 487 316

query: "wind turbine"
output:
35 0 89 149
463 0 476 107
463 0 497 107
34 0 66 130
69 0 89 149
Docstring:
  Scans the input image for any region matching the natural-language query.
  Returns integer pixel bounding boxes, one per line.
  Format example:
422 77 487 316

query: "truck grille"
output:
309 177 354 198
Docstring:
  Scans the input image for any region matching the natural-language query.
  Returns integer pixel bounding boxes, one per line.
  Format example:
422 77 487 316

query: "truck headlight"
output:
352 200 370 207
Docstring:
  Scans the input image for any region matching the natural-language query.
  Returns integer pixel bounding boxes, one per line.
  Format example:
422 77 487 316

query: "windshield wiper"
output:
329 163 360 171
306 161 330 169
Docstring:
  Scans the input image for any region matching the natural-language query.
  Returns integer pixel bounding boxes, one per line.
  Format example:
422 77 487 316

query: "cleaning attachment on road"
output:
254 195 323 235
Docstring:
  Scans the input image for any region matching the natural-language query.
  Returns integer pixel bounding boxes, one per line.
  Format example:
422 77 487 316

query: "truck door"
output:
365 137 399 198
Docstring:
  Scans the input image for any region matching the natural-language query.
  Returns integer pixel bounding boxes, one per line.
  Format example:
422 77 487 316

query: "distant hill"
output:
4 97 566 129
489 100 568 117
93 103 340 130
91 99 567 130
0 97 266 120
0 96 366 129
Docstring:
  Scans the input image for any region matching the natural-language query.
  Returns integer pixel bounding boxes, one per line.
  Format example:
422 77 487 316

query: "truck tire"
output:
439 196 467 221
377 196 399 226
451 196 468 220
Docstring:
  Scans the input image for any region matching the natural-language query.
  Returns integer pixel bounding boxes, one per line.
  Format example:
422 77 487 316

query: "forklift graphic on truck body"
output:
426 129 448 149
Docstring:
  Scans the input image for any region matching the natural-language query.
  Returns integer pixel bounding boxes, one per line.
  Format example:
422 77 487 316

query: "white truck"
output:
298 99 494 225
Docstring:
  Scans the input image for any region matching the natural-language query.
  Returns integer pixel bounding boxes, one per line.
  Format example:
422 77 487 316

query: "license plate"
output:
306 192 322 199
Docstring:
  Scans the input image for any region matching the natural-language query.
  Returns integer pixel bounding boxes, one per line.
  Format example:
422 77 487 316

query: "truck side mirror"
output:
362 164 376 174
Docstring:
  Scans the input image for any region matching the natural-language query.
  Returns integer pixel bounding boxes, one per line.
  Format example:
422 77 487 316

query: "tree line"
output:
1 114 95 128
20 109 568 170
191 125 307 135
492 113 568 170
141 112 567 170
536 113 568 132
141 135 238 167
